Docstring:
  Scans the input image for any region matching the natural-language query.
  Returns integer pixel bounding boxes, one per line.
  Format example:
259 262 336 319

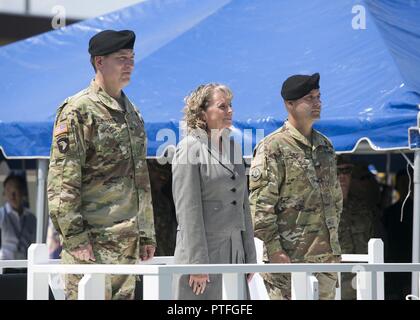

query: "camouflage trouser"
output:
63 266 136 300
340 273 356 300
61 222 140 300
263 272 338 300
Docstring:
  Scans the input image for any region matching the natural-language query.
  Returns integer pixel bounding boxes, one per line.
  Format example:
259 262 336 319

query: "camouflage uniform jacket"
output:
47 80 156 251
249 121 342 262
339 195 375 254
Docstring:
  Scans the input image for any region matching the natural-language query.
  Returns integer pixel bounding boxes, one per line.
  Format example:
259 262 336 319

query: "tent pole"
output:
35 159 48 243
412 150 420 297
386 153 392 185
25 0 30 15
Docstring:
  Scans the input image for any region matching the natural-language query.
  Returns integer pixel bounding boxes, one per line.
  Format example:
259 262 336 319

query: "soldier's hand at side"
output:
71 243 96 262
333 255 342 263
140 245 156 261
269 251 291 263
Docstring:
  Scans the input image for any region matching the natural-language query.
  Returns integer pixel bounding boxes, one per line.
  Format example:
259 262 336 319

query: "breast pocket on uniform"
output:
127 112 146 157
284 153 316 189
316 146 336 187
96 120 131 161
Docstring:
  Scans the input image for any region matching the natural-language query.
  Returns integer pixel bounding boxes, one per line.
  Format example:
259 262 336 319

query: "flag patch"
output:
54 122 68 137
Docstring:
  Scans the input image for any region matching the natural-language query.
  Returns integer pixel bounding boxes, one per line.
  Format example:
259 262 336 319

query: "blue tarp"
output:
0 0 419 158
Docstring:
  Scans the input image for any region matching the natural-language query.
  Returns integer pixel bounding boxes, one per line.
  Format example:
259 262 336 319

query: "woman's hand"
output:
189 274 210 295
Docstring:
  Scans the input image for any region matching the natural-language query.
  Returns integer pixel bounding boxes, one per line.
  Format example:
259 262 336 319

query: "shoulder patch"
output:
250 167 262 182
54 122 68 137
57 136 69 154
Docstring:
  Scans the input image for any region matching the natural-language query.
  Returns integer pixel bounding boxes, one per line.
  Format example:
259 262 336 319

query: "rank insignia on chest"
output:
54 122 68 137
57 137 69 154
250 167 262 181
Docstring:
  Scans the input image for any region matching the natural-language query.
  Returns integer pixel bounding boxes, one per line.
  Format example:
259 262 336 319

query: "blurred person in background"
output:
0 173 36 261
337 156 380 299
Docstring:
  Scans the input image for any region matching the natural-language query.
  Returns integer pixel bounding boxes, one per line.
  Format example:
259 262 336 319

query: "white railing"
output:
337 239 385 300
0 257 65 299
23 238 420 300
0 259 27 274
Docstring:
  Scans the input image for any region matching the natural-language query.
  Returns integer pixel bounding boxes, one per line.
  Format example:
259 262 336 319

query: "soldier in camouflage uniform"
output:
337 156 379 299
47 30 156 300
338 159 378 255
147 159 177 256
249 73 342 300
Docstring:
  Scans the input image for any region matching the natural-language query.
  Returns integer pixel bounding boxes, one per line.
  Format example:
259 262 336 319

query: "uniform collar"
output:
88 80 126 113
284 121 326 150
311 129 330 149
284 121 312 148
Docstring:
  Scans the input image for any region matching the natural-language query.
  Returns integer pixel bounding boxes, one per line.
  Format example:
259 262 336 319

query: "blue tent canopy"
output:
0 0 419 158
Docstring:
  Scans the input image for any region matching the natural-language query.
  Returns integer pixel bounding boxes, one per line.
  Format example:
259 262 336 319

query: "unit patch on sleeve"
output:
57 136 69 154
250 167 262 182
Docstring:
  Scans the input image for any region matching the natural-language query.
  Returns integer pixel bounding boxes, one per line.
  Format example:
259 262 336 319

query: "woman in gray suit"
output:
172 83 257 299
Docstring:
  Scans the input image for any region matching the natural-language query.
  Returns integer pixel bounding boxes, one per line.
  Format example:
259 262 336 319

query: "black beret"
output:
88 30 136 56
281 73 320 100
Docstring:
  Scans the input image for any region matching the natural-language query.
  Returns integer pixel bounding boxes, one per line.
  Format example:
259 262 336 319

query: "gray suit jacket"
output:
172 130 257 299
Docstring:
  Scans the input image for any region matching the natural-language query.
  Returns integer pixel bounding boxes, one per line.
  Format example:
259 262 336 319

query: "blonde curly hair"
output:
183 83 233 131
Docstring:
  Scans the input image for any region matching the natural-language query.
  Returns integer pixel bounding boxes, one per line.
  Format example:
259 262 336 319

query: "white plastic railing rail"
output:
0 258 63 299
0 259 28 274
24 239 420 300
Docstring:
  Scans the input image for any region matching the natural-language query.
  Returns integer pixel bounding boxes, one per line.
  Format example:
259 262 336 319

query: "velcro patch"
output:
54 122 68 137
57 137 69 154
250 167 262 182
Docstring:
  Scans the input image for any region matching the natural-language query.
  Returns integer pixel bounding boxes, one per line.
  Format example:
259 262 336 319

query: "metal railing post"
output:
35 159 48 243
411 149 420 297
